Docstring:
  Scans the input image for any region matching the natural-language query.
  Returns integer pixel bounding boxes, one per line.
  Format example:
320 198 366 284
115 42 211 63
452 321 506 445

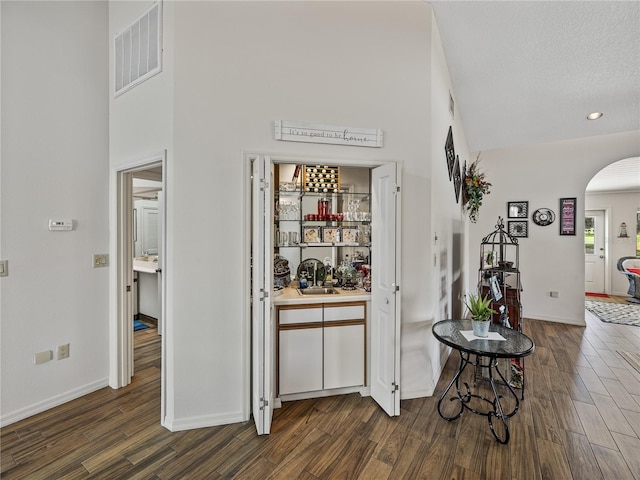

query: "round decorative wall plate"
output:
533 208 556 226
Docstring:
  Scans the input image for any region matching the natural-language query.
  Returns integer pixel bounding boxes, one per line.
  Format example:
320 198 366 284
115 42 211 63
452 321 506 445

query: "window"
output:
585 216 595 254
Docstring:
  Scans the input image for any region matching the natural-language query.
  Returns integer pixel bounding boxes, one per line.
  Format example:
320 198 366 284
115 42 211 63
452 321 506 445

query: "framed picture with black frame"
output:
445 126 455 180
508 220 528 238
452 155 462 203
559 197 577 235
507 201 528 218
489 275 503 302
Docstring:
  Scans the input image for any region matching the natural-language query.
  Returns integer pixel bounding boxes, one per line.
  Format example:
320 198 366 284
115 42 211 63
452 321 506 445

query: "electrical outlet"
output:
92 254 109 268
57 343 70 360
34 350 53 364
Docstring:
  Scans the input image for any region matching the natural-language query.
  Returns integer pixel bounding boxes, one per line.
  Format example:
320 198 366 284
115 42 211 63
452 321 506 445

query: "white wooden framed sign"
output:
274 120 383 148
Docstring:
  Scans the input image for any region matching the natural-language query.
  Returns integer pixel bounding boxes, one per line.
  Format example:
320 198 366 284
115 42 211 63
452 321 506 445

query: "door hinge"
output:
392 283 399 293
393 184 400 194
259 289 269 301
260 397 269 410
259 179 269 191
392 382 399 393
126 285 131 292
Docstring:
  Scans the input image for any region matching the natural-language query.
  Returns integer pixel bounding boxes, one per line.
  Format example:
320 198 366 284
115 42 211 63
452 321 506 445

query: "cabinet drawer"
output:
278 306 323 325
323 303 365 322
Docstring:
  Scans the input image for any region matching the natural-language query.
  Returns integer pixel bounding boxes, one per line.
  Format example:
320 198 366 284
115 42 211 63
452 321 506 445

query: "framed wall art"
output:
508 220 528 238
489 275 503 302
452 155 462 203
559 197 577 235
445 126 455 180
508 201 528 218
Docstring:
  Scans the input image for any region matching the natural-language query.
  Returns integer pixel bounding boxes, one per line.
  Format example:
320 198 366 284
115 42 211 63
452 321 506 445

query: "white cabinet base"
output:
277 301 366 398
280 385 369 403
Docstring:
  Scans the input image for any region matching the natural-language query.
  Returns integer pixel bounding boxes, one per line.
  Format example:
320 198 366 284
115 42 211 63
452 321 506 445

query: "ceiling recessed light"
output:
587 112 603 120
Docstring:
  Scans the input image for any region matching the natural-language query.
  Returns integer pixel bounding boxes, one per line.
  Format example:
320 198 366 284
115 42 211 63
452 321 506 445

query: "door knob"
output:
599 255 604 259
385 298 389 304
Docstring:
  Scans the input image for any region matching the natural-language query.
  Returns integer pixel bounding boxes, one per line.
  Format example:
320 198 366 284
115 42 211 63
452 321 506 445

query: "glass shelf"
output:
275 190 370 200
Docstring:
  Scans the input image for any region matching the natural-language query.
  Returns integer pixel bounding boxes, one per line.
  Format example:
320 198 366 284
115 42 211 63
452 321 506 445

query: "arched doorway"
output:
585 157 640 297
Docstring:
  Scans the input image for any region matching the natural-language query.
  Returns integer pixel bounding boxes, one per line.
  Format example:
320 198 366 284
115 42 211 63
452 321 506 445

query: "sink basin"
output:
297 287 340 295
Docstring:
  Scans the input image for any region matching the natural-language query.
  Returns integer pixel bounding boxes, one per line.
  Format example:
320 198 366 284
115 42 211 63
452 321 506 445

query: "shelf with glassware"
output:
274 190 371 249
274 189 371 291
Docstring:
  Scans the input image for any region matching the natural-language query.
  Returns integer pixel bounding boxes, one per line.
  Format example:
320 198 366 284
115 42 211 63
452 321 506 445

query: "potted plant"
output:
462 292 496 337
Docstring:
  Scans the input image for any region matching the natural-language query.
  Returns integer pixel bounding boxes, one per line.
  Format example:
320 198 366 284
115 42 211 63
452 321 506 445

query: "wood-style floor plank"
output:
2 297 639 479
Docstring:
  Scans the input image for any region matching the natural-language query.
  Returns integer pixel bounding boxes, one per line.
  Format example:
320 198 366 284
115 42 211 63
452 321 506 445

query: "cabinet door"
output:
324 324 365 390
279 327 323 395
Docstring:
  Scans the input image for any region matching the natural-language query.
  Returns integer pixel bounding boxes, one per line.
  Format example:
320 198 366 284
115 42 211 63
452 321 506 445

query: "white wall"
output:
585 189 640 295
418 17 469 396
0 0 472 428
468 132 640 325
109 1 174 165
1 1 109 425
165 1 442 426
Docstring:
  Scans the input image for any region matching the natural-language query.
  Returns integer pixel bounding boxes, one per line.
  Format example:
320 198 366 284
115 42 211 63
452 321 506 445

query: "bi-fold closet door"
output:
251 156 401 435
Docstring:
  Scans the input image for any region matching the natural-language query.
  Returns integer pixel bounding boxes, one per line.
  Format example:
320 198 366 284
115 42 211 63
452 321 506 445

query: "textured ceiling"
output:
431 1 640 153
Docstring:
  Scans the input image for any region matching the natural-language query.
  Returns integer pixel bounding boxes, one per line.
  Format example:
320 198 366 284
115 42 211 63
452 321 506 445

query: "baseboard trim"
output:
523 314 585 326
279 385 364 403
163 410 247 432
0 378 109 428
400 385 436 400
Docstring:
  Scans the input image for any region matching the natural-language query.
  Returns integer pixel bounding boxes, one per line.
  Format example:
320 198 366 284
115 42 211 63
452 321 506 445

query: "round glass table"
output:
432 319 535 444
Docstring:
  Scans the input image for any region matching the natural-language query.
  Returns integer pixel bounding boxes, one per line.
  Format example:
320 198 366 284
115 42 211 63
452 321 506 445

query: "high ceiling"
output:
430 1 640 154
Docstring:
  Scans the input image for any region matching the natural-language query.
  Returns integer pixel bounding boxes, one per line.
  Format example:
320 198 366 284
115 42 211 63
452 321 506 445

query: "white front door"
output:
585 209 606 293
370 162 401 416
251 155 274 435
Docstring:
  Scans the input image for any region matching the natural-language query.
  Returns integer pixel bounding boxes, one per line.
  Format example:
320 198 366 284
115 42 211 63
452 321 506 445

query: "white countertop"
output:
272 286 371 305
133 257 158 274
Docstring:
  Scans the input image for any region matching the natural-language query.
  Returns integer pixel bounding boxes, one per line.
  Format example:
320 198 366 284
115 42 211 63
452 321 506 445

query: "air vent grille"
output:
114 2 162 97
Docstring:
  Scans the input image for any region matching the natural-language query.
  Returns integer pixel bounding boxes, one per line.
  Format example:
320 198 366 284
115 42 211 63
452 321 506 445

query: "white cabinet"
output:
277 301 366 397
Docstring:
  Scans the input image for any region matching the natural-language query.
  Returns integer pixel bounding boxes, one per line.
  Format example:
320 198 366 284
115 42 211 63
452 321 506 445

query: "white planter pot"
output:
472 319 490 337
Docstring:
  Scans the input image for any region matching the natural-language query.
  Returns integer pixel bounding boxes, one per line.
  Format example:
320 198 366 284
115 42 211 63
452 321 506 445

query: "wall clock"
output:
532 208 555 226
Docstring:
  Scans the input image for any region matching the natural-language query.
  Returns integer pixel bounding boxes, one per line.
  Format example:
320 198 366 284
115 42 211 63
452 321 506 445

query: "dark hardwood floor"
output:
2 298 639 479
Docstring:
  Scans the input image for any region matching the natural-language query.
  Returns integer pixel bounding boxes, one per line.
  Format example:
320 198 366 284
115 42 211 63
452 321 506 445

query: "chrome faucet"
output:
312 262 317 286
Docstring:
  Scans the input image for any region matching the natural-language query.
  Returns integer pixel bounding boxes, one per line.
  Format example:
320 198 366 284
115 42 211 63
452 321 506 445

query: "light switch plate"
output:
92 254 109 268
0 260 7 277
35 350 53 364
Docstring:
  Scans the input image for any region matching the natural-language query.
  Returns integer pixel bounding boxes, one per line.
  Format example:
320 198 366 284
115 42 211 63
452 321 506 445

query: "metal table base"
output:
437 350 522 444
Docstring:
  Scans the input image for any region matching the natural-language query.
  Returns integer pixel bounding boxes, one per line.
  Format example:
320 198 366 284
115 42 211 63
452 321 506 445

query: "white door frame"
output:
110 151 167 425
243 152 402 432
